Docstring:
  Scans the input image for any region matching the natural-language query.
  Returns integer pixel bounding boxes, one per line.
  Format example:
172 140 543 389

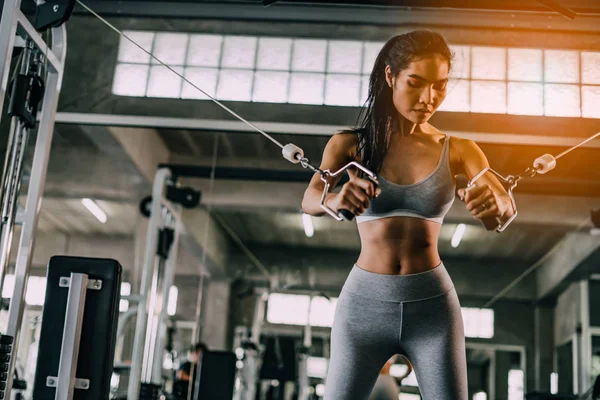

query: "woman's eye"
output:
434 83 447 91
407 81 420 88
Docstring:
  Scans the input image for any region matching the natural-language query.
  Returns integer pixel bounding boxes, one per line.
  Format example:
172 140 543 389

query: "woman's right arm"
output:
301 132 379 217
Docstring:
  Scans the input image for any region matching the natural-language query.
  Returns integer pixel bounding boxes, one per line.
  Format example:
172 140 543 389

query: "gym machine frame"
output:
128 165 201 400
0 0 68 399
47 272 99 399
232 291 268 400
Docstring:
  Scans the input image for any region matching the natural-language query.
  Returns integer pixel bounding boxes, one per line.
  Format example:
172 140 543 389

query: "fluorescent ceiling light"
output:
81 198 107 223
451 223 466 248
302 213 314 238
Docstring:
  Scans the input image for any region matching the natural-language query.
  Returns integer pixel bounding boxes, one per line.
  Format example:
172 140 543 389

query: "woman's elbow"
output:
301 190 320 216
301 194 314 215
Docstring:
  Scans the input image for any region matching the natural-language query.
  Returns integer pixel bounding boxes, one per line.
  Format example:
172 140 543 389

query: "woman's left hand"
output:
457 183 508 220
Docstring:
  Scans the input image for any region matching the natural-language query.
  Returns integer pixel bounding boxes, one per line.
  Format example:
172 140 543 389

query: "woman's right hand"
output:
325 168 381 216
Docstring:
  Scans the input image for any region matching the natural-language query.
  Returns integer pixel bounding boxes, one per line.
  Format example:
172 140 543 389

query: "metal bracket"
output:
319 161 379 221
59 277 102 290
46 376 90 390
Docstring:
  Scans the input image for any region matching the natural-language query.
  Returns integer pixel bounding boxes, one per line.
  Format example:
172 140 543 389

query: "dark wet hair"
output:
348 30 453 175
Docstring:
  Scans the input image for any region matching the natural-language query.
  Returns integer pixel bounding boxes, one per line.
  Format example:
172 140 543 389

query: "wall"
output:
555 282 582 347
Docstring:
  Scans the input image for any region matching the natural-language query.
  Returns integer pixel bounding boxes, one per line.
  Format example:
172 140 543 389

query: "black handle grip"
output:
456 176 499 231
337 174 379 222
482 216 499 231
339 209 355 221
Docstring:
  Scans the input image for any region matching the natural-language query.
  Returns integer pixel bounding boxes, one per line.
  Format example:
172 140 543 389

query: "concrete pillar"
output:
495 351 512 400
535 304 555 392
200 279 232 350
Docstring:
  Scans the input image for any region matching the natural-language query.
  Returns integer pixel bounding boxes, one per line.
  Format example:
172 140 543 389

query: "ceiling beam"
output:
56 112 600 148
70 1 600 31
536 232 600 300
179 177 595 228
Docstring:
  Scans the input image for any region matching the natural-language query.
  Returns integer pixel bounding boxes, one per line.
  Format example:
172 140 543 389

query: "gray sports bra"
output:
356 135 455 224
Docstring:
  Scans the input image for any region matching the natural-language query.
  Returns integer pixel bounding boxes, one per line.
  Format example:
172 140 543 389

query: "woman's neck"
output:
398 114 418 136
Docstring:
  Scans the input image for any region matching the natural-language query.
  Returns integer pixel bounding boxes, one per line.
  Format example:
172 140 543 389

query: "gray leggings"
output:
324 263 468 400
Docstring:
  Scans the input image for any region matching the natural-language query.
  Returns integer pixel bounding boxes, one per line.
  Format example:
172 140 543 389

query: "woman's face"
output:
385 55 449 125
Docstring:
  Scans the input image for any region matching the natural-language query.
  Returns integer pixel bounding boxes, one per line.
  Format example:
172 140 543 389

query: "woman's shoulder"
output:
327 129 361 158
424 123 478 149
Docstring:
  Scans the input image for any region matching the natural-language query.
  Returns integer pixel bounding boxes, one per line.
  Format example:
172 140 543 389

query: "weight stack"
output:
0 335 13 400
139 382 160 400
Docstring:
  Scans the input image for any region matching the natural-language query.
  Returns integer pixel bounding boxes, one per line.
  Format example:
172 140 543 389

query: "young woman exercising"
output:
302 30 515 400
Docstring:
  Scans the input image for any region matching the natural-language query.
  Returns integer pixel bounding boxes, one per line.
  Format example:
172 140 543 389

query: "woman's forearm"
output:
500 193 516 219
301 187 336 216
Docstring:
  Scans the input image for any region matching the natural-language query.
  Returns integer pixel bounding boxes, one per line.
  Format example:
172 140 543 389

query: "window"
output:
508 369 524 400
462 307 495 339
265 293 494 338
307 356 328 378
2 275 46 306
120 282 131 312
114 31 600 119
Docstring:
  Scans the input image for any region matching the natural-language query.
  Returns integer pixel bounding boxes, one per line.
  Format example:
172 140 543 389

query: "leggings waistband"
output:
342 263 454 302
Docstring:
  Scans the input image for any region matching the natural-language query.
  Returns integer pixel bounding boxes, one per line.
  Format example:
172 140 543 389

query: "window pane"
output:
266 293 310 325
327 40 363 74
508 48 543 82
360 74 370 105
289 72 325 104
449 45 470 79
26 277 47 306
221 36 257 69
508 82 544 116
112 64 149 96
292 39 327 72
509 370 524 400
181 67 218 100
147 65 183 98
362 42 384 74
187 34 223 67
544 84 580 117
307 357 328 378
309 297 337 327
2 275 13 298
478 308 495 338
257 37 292 71
438 79 470 112
545 50 579 83
582 52 600 84
253 71 289 103
471 47 506 80
151 33 188 66
324 74 361 106
471 81 506 113
582 86 600 118
216 69 254 101
462 307 494 338
119 31 154 64
120 282 131 312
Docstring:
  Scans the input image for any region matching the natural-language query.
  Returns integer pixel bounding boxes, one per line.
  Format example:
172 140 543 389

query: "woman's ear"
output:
385 65 393 88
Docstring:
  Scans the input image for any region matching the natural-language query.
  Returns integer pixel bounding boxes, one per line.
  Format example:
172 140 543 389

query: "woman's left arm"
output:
454 137 516 223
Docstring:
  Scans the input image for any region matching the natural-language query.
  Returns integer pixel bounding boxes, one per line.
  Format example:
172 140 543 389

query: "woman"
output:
301 30 514 400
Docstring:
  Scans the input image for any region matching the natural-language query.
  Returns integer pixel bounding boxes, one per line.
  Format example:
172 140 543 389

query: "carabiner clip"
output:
319 161 379 221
